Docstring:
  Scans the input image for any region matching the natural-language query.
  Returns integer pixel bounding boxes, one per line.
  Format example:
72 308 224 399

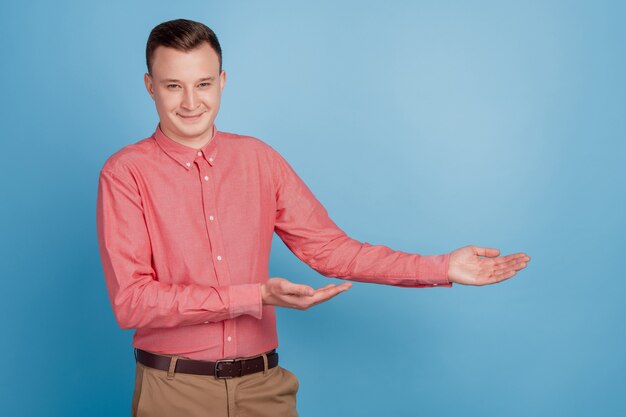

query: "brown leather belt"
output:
134 348 279 379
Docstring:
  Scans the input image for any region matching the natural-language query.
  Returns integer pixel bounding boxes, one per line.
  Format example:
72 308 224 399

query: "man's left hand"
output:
448 246 530 286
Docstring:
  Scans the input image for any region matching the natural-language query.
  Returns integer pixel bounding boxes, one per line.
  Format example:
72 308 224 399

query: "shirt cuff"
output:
418 253 452 286
228 284 263 319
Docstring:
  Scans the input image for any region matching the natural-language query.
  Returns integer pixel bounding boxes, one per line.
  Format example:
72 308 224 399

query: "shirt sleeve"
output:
96 165 263 330
268 146 452 288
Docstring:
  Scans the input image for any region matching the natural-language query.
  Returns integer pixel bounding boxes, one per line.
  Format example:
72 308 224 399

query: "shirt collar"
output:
152 123 219 170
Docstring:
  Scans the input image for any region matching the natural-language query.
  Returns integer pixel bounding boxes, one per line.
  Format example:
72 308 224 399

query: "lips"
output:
178 112 205 120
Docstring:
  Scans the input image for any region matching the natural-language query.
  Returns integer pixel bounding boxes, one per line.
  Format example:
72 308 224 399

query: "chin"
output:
180 122 211 136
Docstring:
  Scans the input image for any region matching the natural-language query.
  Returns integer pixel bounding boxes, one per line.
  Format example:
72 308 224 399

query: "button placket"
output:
194 157 228 288
194 154 237 358
224 320 236 356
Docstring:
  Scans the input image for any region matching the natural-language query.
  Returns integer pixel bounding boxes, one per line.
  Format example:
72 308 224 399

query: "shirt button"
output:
209 215 214 221
204 321 209 324
204 175 209 181
433 284 438 286
227 336 232 342
197 151 202 156
217 255 222 261
208 157 214 163
186 162 191 167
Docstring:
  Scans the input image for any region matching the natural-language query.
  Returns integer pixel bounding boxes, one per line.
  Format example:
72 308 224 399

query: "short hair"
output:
145 18 223 75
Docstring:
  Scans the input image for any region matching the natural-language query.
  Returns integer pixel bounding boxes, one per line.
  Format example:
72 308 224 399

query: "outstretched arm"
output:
263 145 531 311
260 246 530 310
262 245 531 291
267 145 450 288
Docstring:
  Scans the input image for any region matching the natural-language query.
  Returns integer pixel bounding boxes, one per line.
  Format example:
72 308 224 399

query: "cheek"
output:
202 91 221 107
154 92 178 111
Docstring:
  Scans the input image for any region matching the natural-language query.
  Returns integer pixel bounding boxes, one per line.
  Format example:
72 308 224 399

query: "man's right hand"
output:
261 277 352 310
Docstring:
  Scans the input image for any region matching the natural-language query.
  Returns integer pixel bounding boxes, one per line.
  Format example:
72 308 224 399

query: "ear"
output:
144 73 155 99
219 70 227 93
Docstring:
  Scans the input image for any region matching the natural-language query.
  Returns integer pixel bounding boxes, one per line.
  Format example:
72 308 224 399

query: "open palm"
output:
448 246 530 286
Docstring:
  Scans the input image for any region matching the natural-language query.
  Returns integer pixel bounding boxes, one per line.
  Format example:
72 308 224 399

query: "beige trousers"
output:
131 353 299 417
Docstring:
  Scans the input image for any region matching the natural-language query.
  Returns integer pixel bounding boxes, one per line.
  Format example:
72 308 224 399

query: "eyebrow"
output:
160 77 216 84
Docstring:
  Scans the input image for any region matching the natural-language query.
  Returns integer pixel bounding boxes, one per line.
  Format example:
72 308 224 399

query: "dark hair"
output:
146 19 222 75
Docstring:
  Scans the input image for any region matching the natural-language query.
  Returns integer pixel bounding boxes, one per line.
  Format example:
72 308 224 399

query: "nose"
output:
181 88 199 110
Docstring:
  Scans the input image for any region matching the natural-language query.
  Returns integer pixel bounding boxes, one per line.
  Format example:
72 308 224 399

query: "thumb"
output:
473 246 500 257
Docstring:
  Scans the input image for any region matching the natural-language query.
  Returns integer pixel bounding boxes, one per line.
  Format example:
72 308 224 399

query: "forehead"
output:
151 42 220 79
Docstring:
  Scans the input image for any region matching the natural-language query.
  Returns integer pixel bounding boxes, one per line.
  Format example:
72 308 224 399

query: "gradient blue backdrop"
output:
1 1 624 416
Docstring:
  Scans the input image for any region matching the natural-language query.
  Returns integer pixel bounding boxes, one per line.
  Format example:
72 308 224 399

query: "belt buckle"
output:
214 359 238 379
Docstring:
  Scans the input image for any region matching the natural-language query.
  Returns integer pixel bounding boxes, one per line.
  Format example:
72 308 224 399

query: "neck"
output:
160 124 215 150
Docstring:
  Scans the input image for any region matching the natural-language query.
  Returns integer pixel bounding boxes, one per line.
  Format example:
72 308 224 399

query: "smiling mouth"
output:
178 112 205 119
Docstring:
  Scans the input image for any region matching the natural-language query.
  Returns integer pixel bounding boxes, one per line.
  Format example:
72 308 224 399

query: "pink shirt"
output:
96 124 452 361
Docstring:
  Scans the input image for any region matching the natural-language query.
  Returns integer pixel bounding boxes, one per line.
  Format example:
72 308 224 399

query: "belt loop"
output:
262 352 268 375
167 356 179 380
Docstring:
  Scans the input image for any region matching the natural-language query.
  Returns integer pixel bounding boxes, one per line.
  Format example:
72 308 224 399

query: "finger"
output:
492 256 528 271
279 288 342 310
326 282 352 292
473 246 500 257
494 253 527 263
314 283 337 292
309 283 352 305
310 291 343 307
493 253 531 265
488 268 518 284
280 280 314 296
487 255 529 272
279 293 313 310
503 253 530 262
493 259 528 274
313 282 351 294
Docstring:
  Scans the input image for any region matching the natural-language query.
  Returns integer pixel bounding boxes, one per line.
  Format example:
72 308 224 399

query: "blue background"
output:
1 0 624 416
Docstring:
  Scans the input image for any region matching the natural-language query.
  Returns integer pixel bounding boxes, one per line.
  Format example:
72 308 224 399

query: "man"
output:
96 18 530 417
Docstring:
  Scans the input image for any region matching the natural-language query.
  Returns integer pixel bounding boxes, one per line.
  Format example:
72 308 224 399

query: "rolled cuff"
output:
418 253 452 287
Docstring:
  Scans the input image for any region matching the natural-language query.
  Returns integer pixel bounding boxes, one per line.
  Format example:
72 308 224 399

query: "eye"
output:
167 84 180 89
199 82 211 88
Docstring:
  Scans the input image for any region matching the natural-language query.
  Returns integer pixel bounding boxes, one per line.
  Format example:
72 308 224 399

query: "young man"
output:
96 18 530 417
